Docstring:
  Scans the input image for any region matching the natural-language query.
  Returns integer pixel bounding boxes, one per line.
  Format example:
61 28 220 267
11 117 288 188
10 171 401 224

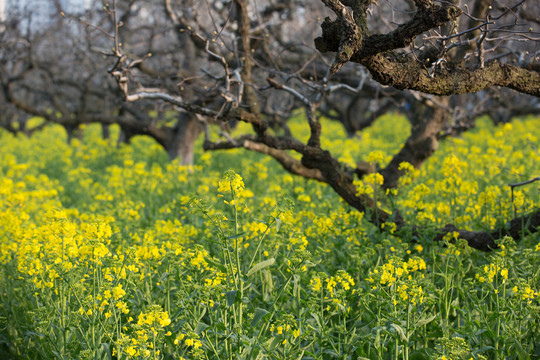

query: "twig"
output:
510 177 540 218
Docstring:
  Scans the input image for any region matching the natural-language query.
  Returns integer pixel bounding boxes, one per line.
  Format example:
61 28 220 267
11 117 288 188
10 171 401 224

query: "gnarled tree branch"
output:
363 56 540 96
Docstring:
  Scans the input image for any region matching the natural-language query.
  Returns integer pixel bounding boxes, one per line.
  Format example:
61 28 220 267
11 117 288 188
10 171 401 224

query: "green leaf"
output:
475 329 488 336
246 258 275 277
65 327 73 344
205 257 227 272
415 314 437 327
195 322 209 334
226 290 239 307
323 349 339 357
269 336 282 350
275 218 282 232
311 313 322 329
390 323 408 342
227 232 246 240
96 343 112 360
196 307 207 322
250 308 270 328
472 345 495 355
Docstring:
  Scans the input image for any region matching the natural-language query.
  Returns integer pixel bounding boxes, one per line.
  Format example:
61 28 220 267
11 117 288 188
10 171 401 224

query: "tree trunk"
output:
166 114 203 165
63 123 81 145
117 124 136 146
381 97 449 189
101 123 110 140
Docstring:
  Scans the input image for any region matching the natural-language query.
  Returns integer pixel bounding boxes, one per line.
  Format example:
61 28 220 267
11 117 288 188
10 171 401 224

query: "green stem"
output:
204 331 221 358
222 308 231 360
405 304 410 360
252 271 296 356
377 307 383 360
495 278 501 360
166 262 171 314
60 235 66 358
92 244 96 353
248 214 279 270
232 189 242 285
195 200 238 289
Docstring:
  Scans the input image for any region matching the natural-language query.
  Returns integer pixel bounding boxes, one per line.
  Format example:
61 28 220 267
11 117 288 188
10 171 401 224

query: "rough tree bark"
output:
315 1 540 96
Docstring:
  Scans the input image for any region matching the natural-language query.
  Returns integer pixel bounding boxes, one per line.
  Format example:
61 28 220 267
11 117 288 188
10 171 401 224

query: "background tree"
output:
0 1 206 164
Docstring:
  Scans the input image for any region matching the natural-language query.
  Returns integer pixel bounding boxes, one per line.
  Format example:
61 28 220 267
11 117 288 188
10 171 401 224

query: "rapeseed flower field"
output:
0 114 538 359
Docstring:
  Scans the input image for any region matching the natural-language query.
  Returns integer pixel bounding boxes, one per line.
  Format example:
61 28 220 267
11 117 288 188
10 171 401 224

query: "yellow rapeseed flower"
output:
218 170 245 195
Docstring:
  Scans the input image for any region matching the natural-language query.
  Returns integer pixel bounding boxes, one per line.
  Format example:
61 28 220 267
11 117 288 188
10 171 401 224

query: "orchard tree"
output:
0 4 123 142
102 0 540 250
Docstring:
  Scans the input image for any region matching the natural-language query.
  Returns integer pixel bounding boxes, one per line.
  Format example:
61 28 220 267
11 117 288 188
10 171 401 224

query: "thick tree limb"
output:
299 145 403 228
316 0 540 97
434 208 540 251
320 0 362 76
363 56 540 97
243 140 325 182
316 0 461 58
203 134 258 150
234 0 266 137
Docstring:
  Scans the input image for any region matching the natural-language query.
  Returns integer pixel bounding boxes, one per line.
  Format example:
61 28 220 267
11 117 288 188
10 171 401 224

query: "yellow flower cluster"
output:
367 256 427 287
397 283 424 305
137 308 171 328
174 333 202 349
354 173 384 196
311 271 355 295
397 161 419 186
325 271 356 296
512 284 538 303
310 270 356 312
118 306 173 358
475 263 508 284
218 170 245 195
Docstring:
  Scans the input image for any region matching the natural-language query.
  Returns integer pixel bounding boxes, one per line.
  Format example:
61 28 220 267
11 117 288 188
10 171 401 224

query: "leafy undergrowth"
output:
0 115 539 360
